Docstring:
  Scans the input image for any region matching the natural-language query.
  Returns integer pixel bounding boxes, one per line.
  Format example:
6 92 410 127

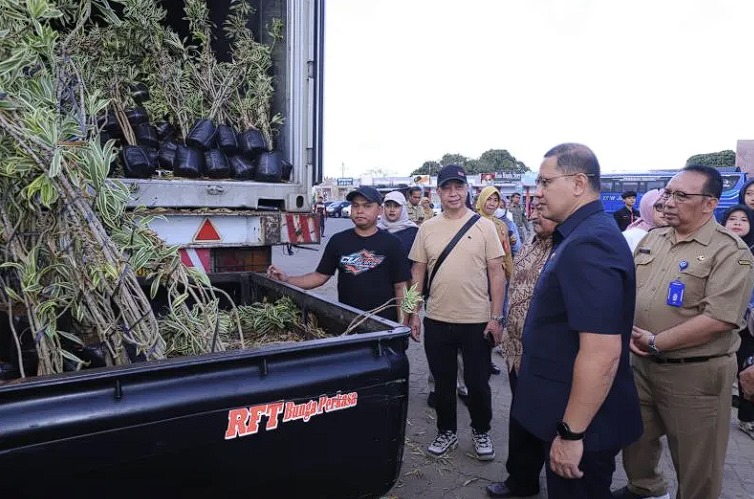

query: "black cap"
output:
437 164 468 186
621 190 638 199
346 186 383 204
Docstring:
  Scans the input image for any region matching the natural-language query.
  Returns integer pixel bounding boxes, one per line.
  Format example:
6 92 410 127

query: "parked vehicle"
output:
341 203 352 218
600 168 745 220
326 200 350 217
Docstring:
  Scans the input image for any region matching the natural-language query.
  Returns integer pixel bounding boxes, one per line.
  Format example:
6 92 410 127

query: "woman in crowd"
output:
622 188 667 252
377 191 418 267
476 186 514 281
722 203 754 439
738 178 754 210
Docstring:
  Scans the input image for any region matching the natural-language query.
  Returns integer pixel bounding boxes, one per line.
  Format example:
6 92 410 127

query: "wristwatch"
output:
556 421 585 441
648 334 661 356
490 314 504 324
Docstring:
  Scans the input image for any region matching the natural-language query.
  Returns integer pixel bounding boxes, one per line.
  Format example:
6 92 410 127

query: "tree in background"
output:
440 153 468 167
685 150 736 168
411 149 529 175
410 161 442 176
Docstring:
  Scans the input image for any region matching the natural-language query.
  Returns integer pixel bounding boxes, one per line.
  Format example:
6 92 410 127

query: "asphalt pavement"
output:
272 216 754 499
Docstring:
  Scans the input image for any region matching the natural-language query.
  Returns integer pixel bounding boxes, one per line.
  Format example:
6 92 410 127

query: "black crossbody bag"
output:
422 214 480 300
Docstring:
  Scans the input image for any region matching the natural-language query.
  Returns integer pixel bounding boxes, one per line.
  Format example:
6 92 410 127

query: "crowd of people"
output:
269 144 754 499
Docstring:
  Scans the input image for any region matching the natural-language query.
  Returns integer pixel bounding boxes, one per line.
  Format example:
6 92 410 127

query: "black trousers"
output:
543 441 619 499
423 317 492 433
503 370 545 494
737 328 754 422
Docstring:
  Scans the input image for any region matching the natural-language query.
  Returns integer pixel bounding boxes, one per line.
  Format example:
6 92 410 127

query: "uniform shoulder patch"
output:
739 259 753 266
716 224 750 250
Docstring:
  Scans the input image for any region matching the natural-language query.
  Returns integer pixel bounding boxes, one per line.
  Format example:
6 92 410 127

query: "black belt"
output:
650 354 725 364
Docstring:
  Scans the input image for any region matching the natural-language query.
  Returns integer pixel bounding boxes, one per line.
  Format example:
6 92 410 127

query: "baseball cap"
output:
383 191 407 206
346 186 383 204
437 164 468 187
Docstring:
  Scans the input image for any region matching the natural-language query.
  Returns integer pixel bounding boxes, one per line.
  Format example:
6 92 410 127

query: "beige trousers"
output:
622 354 736 499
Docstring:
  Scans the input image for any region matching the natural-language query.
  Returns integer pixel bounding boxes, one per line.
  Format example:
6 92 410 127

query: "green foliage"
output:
440 153 468 167
411 149 529 176
685 150 736 168
0 0 247 375
410 160 440 176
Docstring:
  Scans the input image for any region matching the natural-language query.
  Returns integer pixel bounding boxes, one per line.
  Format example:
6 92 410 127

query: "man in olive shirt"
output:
406 186 425 225
614 165 754 499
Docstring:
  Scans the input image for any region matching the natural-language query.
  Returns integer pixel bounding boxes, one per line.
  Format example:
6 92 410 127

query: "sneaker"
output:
427 430 458 457
739 420 754 440
471 429 495 461
611 486 670 499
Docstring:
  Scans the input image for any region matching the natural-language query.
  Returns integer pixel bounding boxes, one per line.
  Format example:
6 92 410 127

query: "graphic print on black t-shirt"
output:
315 229 411 322
340 250 386 275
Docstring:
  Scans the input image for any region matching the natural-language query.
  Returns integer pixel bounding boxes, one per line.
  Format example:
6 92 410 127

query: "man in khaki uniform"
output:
406 186 425 224
614 165 754 499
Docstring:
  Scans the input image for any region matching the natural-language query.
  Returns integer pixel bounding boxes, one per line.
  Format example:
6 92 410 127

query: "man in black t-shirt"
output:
267 186 411 323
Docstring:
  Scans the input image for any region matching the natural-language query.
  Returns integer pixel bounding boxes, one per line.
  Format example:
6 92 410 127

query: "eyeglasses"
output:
535 173 595 188
653 203 664 212
660 189 715 203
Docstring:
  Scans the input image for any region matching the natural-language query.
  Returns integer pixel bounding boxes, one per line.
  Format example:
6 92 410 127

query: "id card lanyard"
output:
666 260 688 307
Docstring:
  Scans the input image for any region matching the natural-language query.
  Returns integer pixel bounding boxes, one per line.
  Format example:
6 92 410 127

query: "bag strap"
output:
426 214 480 298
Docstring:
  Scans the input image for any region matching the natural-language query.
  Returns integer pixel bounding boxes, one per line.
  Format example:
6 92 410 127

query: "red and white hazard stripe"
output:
179 248 211 273
284 214 318 244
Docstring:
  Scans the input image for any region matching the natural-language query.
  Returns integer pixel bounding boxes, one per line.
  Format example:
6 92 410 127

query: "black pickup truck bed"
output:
0 273 410 498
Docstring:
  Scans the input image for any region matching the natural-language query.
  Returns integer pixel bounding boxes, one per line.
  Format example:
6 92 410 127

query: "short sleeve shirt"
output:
409 210 504 323
513 200 642 450
316 229 411 321
634 218 754 358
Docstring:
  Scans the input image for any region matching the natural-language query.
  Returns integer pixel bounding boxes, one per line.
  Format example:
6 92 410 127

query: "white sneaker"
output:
472 429 495 461
427 430 458 457
739 420 754 440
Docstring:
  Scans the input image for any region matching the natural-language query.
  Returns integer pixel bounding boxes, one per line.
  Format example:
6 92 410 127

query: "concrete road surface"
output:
272 217 754 499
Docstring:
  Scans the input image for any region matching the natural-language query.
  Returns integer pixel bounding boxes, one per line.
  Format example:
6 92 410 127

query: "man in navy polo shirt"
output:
511 143 642 498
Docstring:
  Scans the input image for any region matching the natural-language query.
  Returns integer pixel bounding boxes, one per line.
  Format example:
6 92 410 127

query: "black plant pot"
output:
282 159 293 182
229 155 256 180
122 145 156 178
155 121 177 142
186 119 216 151
134 123 159 148
205 149 231 179
158 141 178 169
255 151 283 183
130 82 150 104
216 125 239 155
98 111 121 134
238 128 267 158
126 107 149 126
173 144 205 178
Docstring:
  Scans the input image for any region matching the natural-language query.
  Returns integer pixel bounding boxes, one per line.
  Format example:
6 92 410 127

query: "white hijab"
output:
377 191 418 233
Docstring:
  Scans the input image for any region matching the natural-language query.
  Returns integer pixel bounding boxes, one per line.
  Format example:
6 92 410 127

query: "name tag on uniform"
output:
667 280 684 307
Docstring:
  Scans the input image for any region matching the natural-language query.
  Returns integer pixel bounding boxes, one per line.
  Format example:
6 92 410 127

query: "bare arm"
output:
562 332 621 432
408 261 427 341
487 256 506 320
393 281 408 325
267 265 330 290
632 314 736 355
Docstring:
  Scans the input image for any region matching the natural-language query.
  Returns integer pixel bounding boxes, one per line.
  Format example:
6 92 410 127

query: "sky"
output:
322 0 754 178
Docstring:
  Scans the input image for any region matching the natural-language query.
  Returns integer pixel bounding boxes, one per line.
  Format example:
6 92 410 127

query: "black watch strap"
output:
557 421 585 441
